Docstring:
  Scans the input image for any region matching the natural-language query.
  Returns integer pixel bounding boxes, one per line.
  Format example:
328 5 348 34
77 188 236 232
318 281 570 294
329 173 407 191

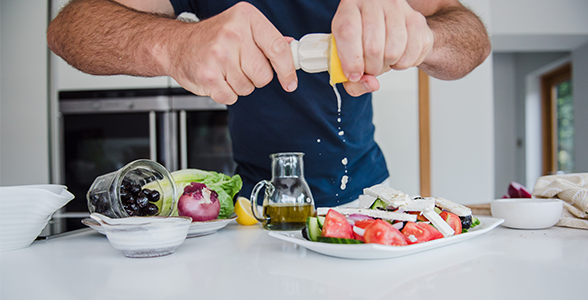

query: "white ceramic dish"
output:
90 213 191 258
0 185 75 252
186 216 236 238
491 198 562 229
268 216 504 259
83 215 236 238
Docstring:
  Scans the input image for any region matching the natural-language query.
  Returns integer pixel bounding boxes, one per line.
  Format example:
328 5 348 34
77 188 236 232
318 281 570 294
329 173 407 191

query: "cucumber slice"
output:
317 237 365 244
369 198 387 210
317 216 326 229
306 217 321 242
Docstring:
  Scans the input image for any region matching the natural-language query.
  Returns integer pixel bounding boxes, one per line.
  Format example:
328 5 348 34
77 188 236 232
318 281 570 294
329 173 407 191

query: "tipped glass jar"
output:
86 159 178 218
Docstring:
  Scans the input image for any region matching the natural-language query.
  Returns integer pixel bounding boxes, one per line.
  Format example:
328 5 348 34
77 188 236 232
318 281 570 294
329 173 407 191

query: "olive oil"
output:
262 203 315 230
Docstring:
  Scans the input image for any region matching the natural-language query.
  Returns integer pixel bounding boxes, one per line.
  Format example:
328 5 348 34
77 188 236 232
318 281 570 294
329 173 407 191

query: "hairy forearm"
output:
47 0 179 77
419 5 491 80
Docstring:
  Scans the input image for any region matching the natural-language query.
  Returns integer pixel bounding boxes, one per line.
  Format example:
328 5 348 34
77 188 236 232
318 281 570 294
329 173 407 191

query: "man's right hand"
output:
47 0 297 105
161 2 298 104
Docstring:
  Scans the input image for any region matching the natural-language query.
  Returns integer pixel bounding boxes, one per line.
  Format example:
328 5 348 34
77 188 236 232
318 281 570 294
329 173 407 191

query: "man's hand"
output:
47 0 297 105
332 0 434 96
331 0 490 97
162 2 297 104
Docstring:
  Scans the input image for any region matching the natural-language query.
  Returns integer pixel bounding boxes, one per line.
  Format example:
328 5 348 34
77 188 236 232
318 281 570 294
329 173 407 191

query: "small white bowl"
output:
90 213 192 258
0 185 75 251
491 198 563 229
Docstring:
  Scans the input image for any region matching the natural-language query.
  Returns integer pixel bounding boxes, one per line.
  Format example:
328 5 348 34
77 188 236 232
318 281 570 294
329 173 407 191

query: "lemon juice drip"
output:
330 84 348 194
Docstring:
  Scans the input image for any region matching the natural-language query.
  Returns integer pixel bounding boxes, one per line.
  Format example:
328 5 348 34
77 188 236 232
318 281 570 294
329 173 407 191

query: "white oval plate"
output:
82 215 236 238
268 216 504 260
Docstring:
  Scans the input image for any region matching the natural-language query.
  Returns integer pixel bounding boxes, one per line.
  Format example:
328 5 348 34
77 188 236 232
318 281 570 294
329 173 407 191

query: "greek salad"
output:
303 184 480 246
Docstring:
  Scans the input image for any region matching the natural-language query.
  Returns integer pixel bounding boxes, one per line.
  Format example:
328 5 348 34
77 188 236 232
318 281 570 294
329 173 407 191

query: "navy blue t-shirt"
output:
170 0 389 207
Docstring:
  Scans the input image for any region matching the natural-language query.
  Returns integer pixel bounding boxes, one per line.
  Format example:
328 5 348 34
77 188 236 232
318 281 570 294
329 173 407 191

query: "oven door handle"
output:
179 110 188 170
149 111 157 161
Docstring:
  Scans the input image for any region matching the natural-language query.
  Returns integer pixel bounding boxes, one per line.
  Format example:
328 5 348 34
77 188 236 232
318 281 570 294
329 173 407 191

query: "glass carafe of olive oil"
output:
250 152 315 230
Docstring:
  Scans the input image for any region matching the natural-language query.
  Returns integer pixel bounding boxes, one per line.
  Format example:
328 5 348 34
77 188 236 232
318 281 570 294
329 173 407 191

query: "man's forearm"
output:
47 0 178 77
420 5 491 80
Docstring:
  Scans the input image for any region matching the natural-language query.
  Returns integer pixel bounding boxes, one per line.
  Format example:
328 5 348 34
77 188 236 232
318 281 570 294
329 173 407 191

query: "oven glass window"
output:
62 113 151 230
184 111 236 175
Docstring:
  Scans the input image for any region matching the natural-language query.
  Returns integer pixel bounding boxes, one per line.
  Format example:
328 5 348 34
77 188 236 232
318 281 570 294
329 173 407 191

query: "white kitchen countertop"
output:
1 219 587 300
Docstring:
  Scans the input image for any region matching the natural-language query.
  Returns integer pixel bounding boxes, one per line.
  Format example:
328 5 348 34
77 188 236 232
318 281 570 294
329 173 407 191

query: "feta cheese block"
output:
432 197 472 217
400 199 435 212
316 207 417 222
422 208 455 237
363 184 411 207
358 194 377 208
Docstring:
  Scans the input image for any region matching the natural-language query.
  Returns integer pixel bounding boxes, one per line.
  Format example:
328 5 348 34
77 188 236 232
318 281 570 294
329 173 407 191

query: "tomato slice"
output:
354 219 376 229
351 219 375 242
401 222 444 244
439 211 462 235
363 219 409 246
420 222 443 240
401 222 431 244
322 209 354 239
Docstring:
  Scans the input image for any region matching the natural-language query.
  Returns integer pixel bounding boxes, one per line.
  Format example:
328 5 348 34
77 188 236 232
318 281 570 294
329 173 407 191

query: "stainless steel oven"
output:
50 88 235 234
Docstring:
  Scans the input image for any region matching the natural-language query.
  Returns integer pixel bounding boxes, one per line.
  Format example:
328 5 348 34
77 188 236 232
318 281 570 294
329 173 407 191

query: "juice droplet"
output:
341 157 348 165
317 139 321 143
337 117 341 123
338 131 344 136
332 84 342 113
340 175 349 190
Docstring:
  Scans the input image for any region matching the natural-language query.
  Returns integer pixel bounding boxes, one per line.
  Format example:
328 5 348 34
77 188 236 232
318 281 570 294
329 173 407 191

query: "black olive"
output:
136 192 149 208
126 208 136 216
301 226 309 240
460 215 472 229
129 184 141 195
119 188 130 201
145 203 159 215
147 190 160 202
124 194 135 204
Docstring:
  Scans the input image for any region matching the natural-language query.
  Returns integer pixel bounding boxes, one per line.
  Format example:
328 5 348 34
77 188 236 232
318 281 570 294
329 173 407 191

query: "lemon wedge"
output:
235 197 259 226
328 35 348 85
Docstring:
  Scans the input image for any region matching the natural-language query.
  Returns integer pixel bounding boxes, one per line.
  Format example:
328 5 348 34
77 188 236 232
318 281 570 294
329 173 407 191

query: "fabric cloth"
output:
169 0 390 207
532 173 588 230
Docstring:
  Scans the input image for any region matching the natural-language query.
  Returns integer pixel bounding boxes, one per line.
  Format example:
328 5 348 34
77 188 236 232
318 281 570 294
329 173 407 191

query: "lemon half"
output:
328 35 348 85
235 197 259 226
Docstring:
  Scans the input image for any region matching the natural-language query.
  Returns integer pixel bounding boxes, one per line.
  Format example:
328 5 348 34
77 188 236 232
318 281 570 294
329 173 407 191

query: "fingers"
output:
332 2 364 82
360 0 385 76
342 74 380 97
249 7 298 92
390 12 432 70
239 40 274 88
333 0 434 78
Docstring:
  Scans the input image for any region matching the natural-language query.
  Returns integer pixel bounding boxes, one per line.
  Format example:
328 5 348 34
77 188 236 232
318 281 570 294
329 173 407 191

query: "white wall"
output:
372 69 419 196
492 53 518 197
424 0 494 204
0 0 50 186
430 59 495 204
490 0 588 52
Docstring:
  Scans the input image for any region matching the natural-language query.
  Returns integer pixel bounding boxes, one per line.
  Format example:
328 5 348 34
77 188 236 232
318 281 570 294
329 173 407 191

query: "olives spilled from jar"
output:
120 178 160 216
